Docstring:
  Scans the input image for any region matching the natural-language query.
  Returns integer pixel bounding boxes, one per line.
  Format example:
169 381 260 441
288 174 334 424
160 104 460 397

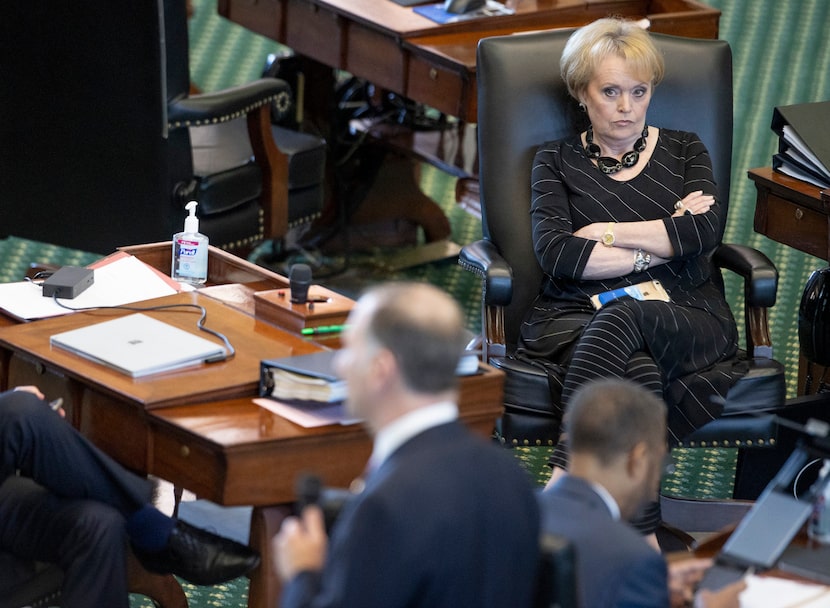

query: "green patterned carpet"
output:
2 0 829 605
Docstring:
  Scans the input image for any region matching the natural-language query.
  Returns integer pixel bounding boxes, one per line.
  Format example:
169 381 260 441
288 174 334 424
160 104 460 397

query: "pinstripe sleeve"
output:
662 132 725 259
530 140 596 280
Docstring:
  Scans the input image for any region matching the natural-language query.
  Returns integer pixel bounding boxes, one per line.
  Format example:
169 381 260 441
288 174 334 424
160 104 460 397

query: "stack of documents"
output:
0 253 179 321
771 101 830 188
259 350 346 404
256 350 358 428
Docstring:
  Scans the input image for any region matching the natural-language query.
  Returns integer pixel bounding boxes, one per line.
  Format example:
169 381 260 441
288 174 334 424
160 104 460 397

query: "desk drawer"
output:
284 0 343 68
344 26 406 94
407 55 467 118
221 0 284 41
7 353 79 421
150 429 226 503
757 193 829 260
78 391 149 474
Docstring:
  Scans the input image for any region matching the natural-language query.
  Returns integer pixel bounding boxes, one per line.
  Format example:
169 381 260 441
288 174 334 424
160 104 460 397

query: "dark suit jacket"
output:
538 476 669 608
281 420 540 608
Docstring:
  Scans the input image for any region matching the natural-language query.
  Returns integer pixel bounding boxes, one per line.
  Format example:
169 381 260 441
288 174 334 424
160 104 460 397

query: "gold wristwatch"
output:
601 222 616 247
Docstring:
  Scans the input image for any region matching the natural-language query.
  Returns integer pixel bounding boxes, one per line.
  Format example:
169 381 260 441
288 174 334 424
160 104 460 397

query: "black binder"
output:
773 145 830 189
771 101 830 187
259 350 347 404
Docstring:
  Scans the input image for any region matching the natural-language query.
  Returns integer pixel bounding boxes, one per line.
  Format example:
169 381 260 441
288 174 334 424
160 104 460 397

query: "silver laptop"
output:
50 313 226 378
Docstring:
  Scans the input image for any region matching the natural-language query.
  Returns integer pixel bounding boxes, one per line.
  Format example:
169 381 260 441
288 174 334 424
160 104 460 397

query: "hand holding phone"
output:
590 279 670 310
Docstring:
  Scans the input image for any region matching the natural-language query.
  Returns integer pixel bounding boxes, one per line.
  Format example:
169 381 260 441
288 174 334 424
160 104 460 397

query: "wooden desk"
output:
749 167 830 262
148 367 503 605
218 0 720 242
749 167 830 395
219 0 719 124
0 244 505 608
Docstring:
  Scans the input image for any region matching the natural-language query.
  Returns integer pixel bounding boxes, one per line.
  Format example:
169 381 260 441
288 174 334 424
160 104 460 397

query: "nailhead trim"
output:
679 436 775 448
168 93 287 129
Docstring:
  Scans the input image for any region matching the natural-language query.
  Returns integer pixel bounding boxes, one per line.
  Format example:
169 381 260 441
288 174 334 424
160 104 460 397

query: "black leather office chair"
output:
0 0 324 256
165 0 326 256
460 28 788 504
0 554 63 608
0 555 186 608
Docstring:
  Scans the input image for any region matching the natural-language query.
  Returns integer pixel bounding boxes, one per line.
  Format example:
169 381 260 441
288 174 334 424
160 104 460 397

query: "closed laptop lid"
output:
50 313 226 378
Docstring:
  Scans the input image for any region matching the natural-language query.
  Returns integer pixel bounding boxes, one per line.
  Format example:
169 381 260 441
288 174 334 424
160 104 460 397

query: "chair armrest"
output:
169 78 293 241
713 243 778 358
713 243 778 308
168 79 291 128
458 239 513 307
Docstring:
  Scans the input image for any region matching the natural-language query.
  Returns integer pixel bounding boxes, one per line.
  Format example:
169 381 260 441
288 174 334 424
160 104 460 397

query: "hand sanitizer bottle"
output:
172 201 208 285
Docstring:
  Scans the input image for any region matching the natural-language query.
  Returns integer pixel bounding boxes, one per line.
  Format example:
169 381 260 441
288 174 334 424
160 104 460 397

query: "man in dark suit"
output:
274 282 540 608
0 386 260 608
538 378 746 608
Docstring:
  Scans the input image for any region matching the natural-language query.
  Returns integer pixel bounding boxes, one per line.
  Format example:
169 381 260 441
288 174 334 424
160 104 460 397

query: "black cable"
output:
49 297 235 361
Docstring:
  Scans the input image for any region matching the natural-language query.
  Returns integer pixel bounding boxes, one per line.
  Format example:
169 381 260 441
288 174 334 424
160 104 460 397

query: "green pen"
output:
301 324 347 335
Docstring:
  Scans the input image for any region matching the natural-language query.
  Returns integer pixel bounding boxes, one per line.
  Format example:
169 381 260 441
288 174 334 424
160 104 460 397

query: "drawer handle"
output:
429 68 438 81
180 445 191 458
795 208 804 220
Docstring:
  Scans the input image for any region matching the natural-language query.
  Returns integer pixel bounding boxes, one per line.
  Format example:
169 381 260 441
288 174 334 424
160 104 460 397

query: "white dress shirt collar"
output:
369 401 458 471
589 481 621 521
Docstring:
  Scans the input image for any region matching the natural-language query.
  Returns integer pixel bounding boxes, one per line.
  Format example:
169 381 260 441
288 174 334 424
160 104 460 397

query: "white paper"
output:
739 574 830 607
782 125 830 180
254 397 362 428
775 161 830 189
0 255 179 320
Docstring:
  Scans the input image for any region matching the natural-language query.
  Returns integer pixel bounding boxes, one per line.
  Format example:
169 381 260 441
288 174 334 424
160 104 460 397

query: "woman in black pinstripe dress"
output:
516 19 739 530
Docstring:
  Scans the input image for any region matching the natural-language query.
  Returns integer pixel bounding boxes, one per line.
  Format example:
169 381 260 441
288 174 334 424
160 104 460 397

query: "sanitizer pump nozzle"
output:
172 201 209 285
184 200 199 233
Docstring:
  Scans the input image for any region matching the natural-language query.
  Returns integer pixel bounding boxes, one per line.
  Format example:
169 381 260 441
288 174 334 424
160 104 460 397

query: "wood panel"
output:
750 167 830 261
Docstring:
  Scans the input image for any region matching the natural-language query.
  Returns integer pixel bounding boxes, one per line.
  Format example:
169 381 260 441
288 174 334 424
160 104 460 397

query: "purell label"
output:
177 240 199 257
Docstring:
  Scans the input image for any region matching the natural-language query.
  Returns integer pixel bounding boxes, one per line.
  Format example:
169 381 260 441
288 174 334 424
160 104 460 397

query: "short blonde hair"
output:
560 17 665 100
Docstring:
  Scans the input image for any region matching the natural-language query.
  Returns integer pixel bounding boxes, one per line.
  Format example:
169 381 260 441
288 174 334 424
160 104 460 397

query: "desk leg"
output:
798 355 830 395
351 150 452 243
248 504 291 608
321 150 453 253
291 58 454 252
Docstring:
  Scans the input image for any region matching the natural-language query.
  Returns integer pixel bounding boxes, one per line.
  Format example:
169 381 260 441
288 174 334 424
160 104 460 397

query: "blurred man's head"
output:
568 378 668 519
334 282 466 433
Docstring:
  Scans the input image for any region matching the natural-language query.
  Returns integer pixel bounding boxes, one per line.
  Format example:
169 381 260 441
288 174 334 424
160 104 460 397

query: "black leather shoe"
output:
133 520 260 585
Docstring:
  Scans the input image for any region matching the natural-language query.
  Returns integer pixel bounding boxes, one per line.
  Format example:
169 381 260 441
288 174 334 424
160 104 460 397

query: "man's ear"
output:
370 347 398 392
626 441 650 481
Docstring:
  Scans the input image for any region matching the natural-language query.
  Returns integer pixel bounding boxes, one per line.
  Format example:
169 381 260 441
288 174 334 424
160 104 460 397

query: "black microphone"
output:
289 263 312 304
294 472 350 533
295 473 322 512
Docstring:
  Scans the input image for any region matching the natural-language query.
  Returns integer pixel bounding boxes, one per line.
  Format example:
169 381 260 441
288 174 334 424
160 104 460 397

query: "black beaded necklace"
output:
584 125 649 174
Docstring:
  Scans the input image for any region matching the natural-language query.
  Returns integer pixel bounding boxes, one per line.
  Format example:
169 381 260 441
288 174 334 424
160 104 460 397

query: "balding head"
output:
356 282 466 394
